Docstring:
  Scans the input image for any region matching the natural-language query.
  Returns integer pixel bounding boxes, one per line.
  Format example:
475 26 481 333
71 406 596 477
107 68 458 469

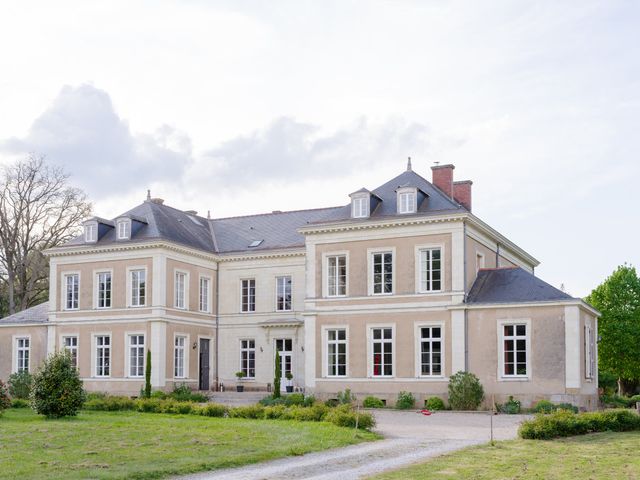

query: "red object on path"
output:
420 409 432 415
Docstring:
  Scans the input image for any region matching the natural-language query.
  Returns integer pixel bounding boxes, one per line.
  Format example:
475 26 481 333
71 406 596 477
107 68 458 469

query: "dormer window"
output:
397 188 417 214
84 223 97 243
351 195 369 218
117 219 131 240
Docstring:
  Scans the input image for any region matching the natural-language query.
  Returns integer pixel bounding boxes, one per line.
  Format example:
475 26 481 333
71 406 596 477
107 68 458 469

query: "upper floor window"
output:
241 279 256 312
419 326 443 376
97 272 112 309
397 189 416 214
327 255 347 297
276 276 292 311
199 276 210 313
128 334 145 378
327 328 347 377
371 327 393 377
372 251 393 295
16 337 30 373
117 219 131 240
95 335 111 377
84 223 97 242
63 336 78 368
351 195 369 218
501 323 528 377
130 269 146 307
175 272 187 309
65 273 79 310
419 248 442 292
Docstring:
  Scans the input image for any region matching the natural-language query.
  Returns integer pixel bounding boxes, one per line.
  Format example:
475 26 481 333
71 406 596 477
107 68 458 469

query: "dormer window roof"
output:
116 218 131 240
349 188 381 219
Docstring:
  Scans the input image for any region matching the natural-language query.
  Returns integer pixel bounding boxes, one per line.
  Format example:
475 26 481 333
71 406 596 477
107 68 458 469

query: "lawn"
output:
373 431 640 479
0 408 378 480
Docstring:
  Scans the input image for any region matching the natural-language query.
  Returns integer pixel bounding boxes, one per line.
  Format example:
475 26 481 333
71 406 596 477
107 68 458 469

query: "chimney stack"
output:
431 163 473 211
453 181 473 211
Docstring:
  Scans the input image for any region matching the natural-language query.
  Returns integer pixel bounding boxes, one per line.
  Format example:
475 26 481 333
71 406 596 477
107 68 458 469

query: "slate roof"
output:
0 301 49 324
467 267 574 304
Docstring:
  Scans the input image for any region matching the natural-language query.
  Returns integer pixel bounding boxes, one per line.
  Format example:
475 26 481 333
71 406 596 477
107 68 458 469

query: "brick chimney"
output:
431 164 455 198
453 180 473 211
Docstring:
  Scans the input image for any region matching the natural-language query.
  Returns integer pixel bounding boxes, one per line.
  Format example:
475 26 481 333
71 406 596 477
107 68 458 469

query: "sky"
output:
0 0 638 297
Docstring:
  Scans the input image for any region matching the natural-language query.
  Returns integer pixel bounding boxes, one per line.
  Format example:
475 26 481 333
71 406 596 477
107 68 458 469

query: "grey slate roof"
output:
467 268 573 304
0 301 49 324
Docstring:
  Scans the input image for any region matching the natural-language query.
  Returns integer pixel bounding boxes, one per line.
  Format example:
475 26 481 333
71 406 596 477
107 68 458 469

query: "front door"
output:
275 338 292 391
199 338 210 391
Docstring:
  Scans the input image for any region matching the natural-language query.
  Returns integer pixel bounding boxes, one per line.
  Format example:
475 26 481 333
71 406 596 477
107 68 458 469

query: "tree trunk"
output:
7 263 15 315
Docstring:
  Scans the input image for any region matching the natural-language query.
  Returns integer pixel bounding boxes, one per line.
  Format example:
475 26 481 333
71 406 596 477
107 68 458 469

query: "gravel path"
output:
175 410 528 480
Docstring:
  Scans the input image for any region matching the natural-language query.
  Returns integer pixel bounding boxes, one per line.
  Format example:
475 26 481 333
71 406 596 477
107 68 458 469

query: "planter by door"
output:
199 339 210 391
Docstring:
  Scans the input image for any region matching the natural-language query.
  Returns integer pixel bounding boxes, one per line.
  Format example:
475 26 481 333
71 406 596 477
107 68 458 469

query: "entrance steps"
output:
206 391 268 406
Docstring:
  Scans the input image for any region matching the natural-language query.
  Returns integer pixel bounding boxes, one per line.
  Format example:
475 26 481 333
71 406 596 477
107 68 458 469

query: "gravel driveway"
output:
175 410 528 480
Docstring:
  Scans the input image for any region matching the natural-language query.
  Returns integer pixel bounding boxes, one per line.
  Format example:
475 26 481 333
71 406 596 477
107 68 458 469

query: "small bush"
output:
519 409 640 440
259 395 286 406
499 396 521 414
337 389 355 405
396 391 415 410
11 398 30 409
0 380 11 415
556 402 579 413
601 394 633 409
228 405 265 419
84 395 135 411
425 396 446 411
264 405 287 419
303 395 316 407
325 404 376 430
284 393 305 406
284 405 328 422
86 392 107 401
199 403 228 417
150 390 167 400
324 398 339 408
159 399 193 414
448 371 484 411
533 399 556 414
8 371 32 399
169 384 207 402
31 351 85 418
136 398 164 413
363 396 385 408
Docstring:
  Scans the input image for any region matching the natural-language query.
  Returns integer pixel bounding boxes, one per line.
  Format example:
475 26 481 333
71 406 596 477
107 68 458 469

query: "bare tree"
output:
0 155 92 315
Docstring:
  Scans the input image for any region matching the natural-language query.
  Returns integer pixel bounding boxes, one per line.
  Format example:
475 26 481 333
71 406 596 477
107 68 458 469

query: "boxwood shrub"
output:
396 391 415 410
31 351 85 418
519 409 640 440
363 396 385 408
425 396 446 411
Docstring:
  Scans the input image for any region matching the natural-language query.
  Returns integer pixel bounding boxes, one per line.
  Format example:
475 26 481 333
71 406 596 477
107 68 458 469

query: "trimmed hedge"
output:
363 396 385 408
532 400 579 414
425 397 446 411
519 409 640 440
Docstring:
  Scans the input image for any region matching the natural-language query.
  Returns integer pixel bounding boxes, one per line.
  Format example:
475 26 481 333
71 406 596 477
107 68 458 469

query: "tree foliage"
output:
273 352 281 398
586 264 640 388
31 350 86 418
145 349 152 399
448 371 484 410
0 155 91 315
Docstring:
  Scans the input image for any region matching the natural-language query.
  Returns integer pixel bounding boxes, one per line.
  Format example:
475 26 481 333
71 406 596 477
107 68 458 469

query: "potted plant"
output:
285 372 294 393
235 371 246 392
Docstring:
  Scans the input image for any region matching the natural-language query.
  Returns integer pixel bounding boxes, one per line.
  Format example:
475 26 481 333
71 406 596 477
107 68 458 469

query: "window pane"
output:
516 325 526 336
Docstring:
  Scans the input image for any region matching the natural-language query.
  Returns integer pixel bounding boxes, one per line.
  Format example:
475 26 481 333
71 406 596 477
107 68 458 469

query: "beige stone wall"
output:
465 236 498 290
165 322 216 390
0 325 48 381
165 259 217 316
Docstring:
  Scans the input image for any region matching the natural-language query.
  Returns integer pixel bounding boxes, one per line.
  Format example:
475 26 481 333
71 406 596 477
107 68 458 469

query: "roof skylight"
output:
248 240 264 248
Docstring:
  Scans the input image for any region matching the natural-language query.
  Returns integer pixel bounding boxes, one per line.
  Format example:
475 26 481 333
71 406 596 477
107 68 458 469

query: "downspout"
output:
215 265 220 391
496 242 500 267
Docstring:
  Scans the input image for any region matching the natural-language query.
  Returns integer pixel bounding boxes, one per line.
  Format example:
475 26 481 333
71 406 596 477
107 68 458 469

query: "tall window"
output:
419 326 442 376
130 269 146 307
327 329 347 377
352 196 369 218
502 324 527 376
16 337 29 373
63 336 78 368
372 252 393 294
128 334 145 377
371 327 393 377
174 336 186 378
175 272 186 309
476 252 485 274
95 335 111 377
419 248 442 292
199 277 210 312
117 220 130 239
585 325 595 379
65 274 79 310
241 279 256 312
240 339 255 378
97 272 112 309
398 191 416 214
327 255 347 297
84 224 96 242
276 276 292 311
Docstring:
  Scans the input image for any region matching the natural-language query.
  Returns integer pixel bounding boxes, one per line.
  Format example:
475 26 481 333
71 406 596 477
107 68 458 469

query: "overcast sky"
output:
0 0 638 297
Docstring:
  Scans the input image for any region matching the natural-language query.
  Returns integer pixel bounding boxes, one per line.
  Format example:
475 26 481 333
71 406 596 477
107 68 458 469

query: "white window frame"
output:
84 222 97 243
351 194 370 218
414 322 445 378
174 270 189 310
397 187 417 214
368 247 395 296
367 324 396 378
476 251 485 274
62 272 80 310
95 269 113 309
240 278 256 312
415 244 444 293
117 219 131 240
240 339 256 379
62 335 79 368
498 319 531 381
275 275 293 312
323 326 349 378
93 333 112 378
174 334 189 379
128 266 147 307
199 275 212 313
12 335 31 374
324 252 348 298
585 324 595 380
125 333 145 378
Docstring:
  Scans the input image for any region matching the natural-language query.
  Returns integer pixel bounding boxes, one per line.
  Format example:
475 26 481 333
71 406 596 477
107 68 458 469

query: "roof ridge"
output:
143 200 210 222
212 205 345 222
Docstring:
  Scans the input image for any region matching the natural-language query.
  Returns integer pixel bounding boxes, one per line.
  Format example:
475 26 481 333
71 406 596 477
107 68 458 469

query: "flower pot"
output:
236 385 244 392
286 386 293 393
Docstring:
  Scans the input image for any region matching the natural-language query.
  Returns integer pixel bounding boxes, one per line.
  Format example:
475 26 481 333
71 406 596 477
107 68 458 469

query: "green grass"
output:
0 408 379 480
373 431 640 479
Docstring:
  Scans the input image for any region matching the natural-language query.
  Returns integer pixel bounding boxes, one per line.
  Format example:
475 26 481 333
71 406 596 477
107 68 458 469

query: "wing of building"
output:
0 162 599 409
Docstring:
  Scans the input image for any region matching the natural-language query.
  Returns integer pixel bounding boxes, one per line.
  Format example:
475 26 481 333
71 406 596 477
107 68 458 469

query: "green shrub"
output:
630 395 640 405
425 396 446 411
303 395 316 407
144 350 152 399
31 351 85 418
11 398 30 409
448 371 484 411
533 399 556 414
598 370 618 396
86 392 107 401
337 389 355 405
8 371 32 399
396 391 415 410
136 398 164 413
199 403 228 417
499 396 521 414
363 396 385 408
228 405 265 419
601 394 633 408
259 395 286 406
84 395 135 411
151 390 167 400
159 399 193 414
519 409 640 440
325 404 376 430
324 398 339 408
556 402 579 413
0 380 11 415
264 404 287 419
284 393 305 406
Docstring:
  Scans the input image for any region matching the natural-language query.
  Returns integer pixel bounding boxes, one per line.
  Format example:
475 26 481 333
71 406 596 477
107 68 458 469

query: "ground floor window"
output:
240 339 255 378
174 335 186 378
128 334 145 377
63 336 78 368
371 327 393 377
585 325 595 379
419 326 442 376
16 337 30 373
327 328 347 377
95 335 111 377
502 323 528 376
